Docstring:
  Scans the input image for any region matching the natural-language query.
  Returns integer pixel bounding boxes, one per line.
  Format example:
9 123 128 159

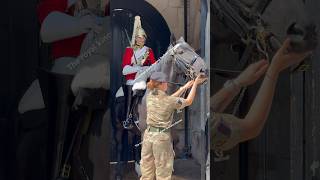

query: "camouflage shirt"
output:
211 113 242 152
146 89 187 128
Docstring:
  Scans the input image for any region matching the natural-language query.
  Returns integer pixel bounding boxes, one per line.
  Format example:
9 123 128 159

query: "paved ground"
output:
110 159 201 180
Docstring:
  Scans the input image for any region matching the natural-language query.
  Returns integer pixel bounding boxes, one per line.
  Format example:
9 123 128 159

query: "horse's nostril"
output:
205 70 209 77
200 68 209 75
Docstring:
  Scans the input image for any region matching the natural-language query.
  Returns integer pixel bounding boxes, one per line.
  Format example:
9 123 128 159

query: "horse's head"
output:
168 35 208 80
132 34 208 88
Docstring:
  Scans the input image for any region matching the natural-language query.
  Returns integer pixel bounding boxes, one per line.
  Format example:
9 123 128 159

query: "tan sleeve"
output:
210 113 242 152
169 96 187 110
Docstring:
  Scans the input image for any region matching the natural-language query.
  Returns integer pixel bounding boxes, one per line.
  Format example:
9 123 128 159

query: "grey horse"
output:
136 37 208 132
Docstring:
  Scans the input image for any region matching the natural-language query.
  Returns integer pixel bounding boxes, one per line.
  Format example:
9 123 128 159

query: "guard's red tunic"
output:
121 47 156 81
37 0 109 59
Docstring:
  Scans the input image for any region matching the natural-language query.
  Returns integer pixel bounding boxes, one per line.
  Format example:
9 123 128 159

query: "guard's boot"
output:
70 88 110 180
122 85 134 129
38 68 74 180
123 84 145 129
131 90 145 177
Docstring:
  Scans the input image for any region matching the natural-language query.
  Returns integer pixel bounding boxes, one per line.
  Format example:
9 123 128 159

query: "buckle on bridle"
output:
190 55 199 66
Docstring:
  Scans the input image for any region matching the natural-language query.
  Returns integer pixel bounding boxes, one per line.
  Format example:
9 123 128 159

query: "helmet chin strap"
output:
134 44 144 49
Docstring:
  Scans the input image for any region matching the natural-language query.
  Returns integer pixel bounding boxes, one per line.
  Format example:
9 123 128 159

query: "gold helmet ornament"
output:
131 16 147 47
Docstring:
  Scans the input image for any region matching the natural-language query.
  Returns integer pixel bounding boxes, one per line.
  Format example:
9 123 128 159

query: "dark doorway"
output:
110 0 171 160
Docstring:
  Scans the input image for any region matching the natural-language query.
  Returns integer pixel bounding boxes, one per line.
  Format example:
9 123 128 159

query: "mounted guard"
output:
121 15 156 130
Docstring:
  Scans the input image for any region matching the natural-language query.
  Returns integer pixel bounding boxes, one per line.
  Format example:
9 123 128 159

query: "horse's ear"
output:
170 34 176 46
178 36 185 43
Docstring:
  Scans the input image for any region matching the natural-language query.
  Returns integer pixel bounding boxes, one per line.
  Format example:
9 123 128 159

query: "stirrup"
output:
59 164 71 178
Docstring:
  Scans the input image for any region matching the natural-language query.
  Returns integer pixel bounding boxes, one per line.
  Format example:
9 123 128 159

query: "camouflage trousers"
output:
140 129 174 180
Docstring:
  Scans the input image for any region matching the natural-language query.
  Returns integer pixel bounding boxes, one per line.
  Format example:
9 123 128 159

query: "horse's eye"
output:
176 49 184 54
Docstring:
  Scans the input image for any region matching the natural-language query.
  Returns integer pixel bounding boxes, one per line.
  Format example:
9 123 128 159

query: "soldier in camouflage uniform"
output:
140 72 206 180
210 38 312 152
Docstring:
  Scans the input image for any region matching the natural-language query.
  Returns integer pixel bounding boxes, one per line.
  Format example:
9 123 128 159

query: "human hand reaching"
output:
269 38 312 74
234 60 269 87
183 80 195 90
195 73 207 85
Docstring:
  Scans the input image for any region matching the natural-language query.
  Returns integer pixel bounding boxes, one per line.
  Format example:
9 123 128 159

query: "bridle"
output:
132 41 206 84
170 42 203 80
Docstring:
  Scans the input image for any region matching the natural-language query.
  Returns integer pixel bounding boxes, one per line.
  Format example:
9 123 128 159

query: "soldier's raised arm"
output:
211 60 269 113
211 38 312 152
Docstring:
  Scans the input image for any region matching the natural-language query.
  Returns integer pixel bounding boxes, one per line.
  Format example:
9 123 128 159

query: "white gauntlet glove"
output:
122 65 142 75
78 14 103 34
40 11 102 42
138 66 149 73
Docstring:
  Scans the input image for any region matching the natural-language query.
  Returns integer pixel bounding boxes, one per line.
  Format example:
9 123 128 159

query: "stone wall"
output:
146 0 201 49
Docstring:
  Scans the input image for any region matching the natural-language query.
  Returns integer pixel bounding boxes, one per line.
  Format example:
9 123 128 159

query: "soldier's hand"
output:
235 60 269 87
183 80 194 89
195 73 207 85
270 38 312 74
